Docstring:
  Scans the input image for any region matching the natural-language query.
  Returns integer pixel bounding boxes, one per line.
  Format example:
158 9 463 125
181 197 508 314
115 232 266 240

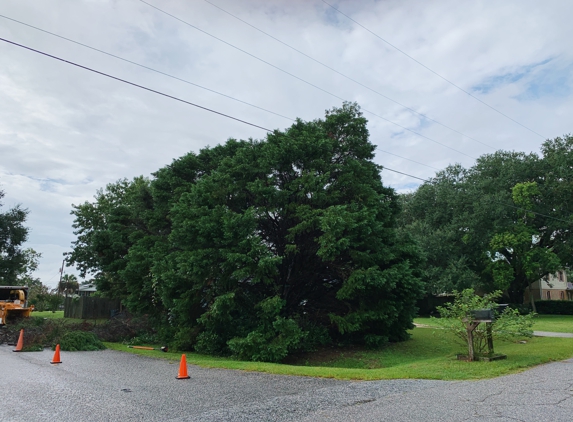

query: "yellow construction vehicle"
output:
0 286 34 325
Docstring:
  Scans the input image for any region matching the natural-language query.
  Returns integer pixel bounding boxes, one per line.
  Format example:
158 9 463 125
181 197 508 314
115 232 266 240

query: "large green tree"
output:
0 188 30 285
402 145 570 304
68 103 423 361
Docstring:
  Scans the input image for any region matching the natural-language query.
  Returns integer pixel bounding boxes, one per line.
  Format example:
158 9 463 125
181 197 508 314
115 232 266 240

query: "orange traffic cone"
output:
176 354 190 379
51 344 62 364
13 329 24 352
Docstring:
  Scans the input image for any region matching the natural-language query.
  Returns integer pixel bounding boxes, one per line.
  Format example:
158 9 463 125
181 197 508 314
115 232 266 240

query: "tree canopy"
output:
68 103 422 360
0 188 31 285
401 135 573 304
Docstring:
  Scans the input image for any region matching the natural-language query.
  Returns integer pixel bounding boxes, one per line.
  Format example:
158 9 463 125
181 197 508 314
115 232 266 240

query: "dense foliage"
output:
400 135 573 304
58 331 106 351
67 103 423 361
534 300 573 315
0 188 31 285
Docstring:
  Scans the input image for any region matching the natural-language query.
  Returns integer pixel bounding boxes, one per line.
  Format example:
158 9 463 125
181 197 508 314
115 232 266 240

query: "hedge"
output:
534 300 573 315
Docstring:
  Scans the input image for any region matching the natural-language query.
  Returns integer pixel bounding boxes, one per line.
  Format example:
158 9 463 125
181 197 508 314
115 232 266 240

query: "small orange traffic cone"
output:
13 329 24 352
176 354 190 379
51 344 62 364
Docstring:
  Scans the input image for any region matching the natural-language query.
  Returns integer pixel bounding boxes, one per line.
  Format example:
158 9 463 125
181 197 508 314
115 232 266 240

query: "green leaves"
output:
68 103 422 361
434 289 534 355
401 143 572 303
0 188 30 285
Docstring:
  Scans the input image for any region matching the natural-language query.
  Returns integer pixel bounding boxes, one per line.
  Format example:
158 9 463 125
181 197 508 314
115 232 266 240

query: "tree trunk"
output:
528 283 537 313
508 276 528 304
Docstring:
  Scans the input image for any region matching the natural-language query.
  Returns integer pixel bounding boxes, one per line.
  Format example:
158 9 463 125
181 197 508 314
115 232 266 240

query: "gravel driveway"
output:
2 344 572 421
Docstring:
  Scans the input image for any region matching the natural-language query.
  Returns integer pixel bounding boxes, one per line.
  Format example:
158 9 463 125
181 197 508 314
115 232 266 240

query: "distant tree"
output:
28 280 50 311
0 188 29 285
487 181 560 310
45 292 64 313
58 274 79 297
401 144 572 304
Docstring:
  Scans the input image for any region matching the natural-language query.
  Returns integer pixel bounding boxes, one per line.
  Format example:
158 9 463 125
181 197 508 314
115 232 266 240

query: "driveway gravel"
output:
2 344 572 421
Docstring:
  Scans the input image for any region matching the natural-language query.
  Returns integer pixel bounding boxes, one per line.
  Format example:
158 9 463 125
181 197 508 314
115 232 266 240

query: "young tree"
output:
28 279 50 311
434 289 534 357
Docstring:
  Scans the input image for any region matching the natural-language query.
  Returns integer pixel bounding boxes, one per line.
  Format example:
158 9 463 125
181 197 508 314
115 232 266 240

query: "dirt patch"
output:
0 326 19 345
282 345 366 366
0 313 155 349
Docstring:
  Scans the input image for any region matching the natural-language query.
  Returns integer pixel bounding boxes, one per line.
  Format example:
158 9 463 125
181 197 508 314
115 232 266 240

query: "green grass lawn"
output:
530 315 573 333
32 311 65 319
30 311 106 324
415 315 573 333
105 327 573 381
34 310 572 380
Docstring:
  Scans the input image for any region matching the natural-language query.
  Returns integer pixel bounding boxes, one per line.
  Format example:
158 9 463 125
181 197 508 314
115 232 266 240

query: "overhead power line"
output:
0 37 273 132
0 14 294 123
377 149 440 171
0 36 453 172
0 14 469 172
382 166 430 182
322 0 547 140
2 37 567 226
202 0 494 150
140 0 476 160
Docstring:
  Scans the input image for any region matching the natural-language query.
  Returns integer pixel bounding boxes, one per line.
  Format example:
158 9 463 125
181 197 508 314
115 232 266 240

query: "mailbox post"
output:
464 309 494 361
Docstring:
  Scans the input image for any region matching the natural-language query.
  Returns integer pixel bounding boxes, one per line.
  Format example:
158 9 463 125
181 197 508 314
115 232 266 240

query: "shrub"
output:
534 300 573 315
225 296 305 362
434 289 534 356
58 331 106 351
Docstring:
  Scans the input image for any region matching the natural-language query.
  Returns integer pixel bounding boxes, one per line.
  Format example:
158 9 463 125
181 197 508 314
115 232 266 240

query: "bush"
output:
434 289 534 356
507 303 533 315
534 300 573 315
57 331 106 351
224 296 305 362
46 293 64 312
227 317 304 362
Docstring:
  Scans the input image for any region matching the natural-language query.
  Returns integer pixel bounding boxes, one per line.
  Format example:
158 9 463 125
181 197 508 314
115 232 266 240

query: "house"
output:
77 284 97 297
525 271 573 302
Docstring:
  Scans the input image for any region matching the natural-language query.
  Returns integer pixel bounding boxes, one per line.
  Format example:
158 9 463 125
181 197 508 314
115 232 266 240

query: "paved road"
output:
533 331 573 338
2 345 572 421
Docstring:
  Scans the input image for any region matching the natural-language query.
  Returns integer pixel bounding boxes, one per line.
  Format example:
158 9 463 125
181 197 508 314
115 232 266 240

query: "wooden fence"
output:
64 297 121 319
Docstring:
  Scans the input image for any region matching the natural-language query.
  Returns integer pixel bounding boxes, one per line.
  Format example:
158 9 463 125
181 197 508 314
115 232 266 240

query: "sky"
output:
1 0 572 288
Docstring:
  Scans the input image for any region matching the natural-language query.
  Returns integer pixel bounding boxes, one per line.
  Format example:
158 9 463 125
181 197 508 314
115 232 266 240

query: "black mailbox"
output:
471 309 494 321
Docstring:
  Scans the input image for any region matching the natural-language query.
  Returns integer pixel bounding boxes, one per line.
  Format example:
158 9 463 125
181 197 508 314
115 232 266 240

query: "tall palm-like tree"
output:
58 274 79 298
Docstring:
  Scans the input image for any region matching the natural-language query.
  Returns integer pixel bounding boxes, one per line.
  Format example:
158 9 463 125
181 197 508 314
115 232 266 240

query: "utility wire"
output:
202 0 494 150
322 0 547 140
382 166 430 182
0 36 449 172
140 0 476 160
377 149 440 171
0 14 294 123
2 37 566 225
0 37 273 132
0 16 462 187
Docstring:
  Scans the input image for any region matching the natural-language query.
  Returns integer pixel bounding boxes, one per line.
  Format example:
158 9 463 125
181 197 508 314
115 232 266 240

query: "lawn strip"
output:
104 328 573 381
